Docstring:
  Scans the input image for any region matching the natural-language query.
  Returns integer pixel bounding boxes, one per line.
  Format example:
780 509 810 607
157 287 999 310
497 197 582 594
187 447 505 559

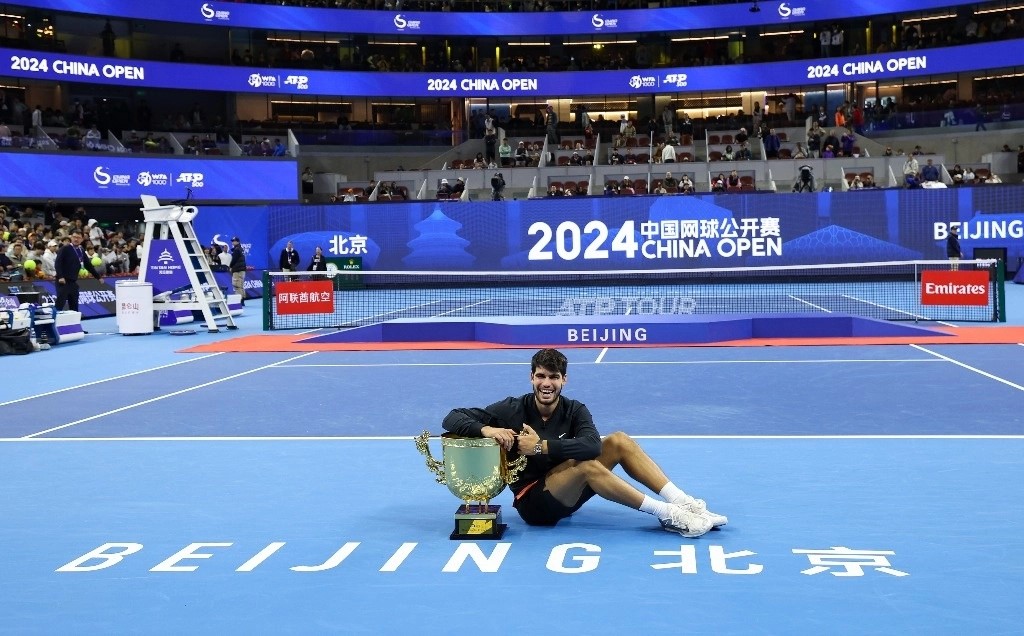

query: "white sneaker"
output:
679 496 728 528
660 503 714 538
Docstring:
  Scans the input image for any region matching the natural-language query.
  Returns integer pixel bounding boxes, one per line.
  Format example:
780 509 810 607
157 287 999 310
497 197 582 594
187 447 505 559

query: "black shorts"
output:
512 478 597 526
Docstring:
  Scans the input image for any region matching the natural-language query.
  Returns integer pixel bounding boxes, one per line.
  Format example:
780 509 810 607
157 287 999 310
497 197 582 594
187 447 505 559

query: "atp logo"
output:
93 166 111 186
200 3 215 19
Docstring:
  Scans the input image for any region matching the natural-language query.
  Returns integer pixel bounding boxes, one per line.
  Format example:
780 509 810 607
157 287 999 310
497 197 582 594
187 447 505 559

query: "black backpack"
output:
0 328 34 355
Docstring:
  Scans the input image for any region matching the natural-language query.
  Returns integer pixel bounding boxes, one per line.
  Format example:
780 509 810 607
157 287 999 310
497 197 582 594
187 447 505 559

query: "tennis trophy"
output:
415 431 527 540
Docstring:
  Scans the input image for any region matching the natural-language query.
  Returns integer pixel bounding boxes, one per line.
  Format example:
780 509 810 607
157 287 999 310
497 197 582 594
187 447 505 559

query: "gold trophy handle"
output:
414 430 447 485
502 451 528 484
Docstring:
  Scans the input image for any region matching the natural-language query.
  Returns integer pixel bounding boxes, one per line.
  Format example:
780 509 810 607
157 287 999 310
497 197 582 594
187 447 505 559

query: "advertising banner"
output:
0 153 298 202
920 270 990 305
4 40 1024 97
7 0 979 36
274 280 334 315
215 186 1024 273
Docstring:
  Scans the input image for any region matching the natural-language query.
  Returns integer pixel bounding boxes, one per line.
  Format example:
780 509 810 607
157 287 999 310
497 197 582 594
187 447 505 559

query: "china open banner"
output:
199 185 1024 274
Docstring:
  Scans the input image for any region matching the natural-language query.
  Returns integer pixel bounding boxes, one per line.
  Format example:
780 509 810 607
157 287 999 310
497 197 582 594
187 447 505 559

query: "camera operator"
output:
793 164 815 192
491 172 506 201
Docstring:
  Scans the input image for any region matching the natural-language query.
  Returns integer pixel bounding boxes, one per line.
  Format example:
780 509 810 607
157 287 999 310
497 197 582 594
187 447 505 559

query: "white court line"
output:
435 299 492 317
911 344 1024 392
787 295 832 312
275 359 942 368
597 306 633 363
2 434 1022 442
0 353 224 408
21 352 318 439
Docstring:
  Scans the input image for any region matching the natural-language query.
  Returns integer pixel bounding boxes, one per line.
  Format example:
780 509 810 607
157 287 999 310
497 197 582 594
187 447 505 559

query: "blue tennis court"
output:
2 285 1023 633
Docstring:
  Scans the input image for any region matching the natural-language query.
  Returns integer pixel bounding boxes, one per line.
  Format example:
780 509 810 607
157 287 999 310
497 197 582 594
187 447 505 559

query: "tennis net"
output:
262 259 1006 330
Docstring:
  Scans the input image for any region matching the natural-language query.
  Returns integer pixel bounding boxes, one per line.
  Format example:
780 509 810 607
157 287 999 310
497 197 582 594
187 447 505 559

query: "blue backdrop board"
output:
199 186 1024 273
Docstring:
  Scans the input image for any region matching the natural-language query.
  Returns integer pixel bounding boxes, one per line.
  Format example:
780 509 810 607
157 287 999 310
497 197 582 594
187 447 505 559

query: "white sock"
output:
639 495 673 521
659 482 691 506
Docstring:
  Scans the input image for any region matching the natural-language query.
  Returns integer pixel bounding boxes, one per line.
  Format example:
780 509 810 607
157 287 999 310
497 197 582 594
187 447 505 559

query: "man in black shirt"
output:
946 226 962 271
443 348 726 538
54 229 102 311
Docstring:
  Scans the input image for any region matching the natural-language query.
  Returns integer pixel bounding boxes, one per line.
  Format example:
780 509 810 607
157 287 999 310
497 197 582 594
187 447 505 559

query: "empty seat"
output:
739 175 754 186
557 156 570 166
636 153 650 164
777 132 788 141
680 152 694 162
634 179 648 193
681 135 693 145
562 181 577 192
548 181 563 191
638 136 650 147
720 134 733 144
708 135 721 145
708 151 723 162
777 148 792 159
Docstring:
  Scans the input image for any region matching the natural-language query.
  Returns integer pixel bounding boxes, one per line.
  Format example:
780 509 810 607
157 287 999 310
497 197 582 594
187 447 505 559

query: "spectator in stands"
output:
727 170 740 188
903 155 920 187
821 129 840 156
618 177 635 195
840 128 856 156
484 128 498 165
806 122 823 158
272 139 287 156
963 166 976 184
653 182 667 195
862 174 877 189
921 158 940 183
662 172 678 191
793 142 808 159
883 145 894 157
722 145 735 161
679 175 695 194
986 172 1003 184
84 124 102 149
40 240 58 279
490 173 505 201
548 184 564 197
850 175 864 190
301 167 314 196
451 177 466 198
472 152 486 169
763 128 781 159
661 142 676 163
437 178 453 198
793 165 815 192
499 138 512 167
569 151 584 166
711 174 726 193
514 141 529 167
545 105 559 145
603 182 616 196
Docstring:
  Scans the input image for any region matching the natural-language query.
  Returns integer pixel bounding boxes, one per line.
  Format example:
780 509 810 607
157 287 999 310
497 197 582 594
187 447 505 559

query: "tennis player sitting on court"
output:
442 348 726 538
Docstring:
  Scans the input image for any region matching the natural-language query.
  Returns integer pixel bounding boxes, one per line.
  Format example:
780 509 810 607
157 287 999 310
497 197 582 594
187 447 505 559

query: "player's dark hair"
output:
531 348 568 376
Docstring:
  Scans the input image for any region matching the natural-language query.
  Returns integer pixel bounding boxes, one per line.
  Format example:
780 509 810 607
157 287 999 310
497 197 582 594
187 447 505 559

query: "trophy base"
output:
451 504 507 540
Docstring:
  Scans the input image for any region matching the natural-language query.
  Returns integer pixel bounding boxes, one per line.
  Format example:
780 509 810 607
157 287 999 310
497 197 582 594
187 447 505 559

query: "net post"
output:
262 270 272 331
995 259 1006 323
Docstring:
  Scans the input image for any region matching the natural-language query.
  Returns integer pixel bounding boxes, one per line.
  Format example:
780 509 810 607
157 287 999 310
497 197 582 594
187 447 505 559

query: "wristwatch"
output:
534 441 543 456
